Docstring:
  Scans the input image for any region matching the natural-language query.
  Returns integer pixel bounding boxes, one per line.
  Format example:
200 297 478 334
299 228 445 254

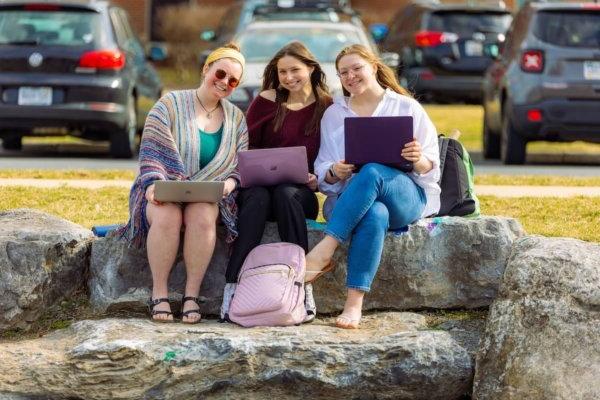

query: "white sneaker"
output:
220 283 236 322
303 283 316 323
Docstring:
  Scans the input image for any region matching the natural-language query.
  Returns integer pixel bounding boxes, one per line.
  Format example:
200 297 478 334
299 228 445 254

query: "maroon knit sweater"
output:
246 95 329 174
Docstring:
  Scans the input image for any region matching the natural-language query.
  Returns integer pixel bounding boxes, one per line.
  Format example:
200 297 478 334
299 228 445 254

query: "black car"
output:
382 0 512 103
0 0 163 158
482 2 600 164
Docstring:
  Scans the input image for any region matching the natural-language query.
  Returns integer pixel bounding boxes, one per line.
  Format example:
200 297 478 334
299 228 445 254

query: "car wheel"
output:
501 103 527 165
483 108 500 159
2 136 22 151
110 94 137 159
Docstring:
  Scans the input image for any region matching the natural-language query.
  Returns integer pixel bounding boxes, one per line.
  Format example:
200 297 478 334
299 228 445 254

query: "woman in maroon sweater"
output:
220 41 332 321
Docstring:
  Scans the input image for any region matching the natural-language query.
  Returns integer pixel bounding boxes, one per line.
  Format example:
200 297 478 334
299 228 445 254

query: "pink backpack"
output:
229 242 307 327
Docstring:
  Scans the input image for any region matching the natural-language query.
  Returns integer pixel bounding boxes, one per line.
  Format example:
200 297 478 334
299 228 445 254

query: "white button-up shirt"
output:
315 89 441 219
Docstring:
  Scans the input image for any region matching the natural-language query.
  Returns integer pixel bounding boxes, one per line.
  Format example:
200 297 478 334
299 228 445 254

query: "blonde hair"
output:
335 44 411 98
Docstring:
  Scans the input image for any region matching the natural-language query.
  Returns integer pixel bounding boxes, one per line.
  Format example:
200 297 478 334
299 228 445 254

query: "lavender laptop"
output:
238 146 309 188
344 116 414 172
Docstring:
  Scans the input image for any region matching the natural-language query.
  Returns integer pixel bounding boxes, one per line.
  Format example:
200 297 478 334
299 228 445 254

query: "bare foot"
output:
181 299 201 324
335 307 362 329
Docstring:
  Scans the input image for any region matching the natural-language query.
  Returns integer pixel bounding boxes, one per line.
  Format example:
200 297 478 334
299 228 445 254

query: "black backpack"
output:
437 135 480 217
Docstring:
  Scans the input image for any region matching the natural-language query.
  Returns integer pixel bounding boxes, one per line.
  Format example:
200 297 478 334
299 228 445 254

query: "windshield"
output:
429 11 512 36
237 27 363 63
533 11 600 48
0 9 105 46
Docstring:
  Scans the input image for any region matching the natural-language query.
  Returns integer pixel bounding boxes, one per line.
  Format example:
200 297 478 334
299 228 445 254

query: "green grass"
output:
0 169 135 180
424 104 600 154
1 186 599 242
475 175 600 187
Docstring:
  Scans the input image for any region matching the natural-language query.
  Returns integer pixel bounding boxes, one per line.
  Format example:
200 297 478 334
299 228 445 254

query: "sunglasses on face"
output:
214 68 240 88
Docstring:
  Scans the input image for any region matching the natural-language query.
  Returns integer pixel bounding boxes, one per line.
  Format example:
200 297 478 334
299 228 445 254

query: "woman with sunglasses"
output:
219 41 332 322
119 43 248 324
306 44 441 329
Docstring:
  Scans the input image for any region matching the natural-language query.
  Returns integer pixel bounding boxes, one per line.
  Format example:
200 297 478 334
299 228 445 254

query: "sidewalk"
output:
2 178 600 197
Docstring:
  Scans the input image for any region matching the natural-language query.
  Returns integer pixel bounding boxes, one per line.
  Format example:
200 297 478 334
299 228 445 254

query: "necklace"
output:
195 90 219 119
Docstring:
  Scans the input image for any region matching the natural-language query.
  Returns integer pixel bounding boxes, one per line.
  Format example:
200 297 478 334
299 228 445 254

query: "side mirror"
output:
381 52 400 69
200 30 216 42
147 43 168 62
369 23 389 44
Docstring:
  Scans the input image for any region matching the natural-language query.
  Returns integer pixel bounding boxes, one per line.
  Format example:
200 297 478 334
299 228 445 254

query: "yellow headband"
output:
205 48 245 71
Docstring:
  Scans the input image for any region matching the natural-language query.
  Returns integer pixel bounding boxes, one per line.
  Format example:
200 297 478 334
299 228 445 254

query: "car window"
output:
238 26 362 63
428 11 512 36
533 10 600 48
0 9 105 46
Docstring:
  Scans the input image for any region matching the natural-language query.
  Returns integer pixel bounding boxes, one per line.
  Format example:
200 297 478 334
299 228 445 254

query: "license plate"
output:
583 61 600 80
18 87 52 106
464 40 483 57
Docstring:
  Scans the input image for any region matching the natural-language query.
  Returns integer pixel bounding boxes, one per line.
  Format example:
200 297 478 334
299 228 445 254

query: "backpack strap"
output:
438 135 449 181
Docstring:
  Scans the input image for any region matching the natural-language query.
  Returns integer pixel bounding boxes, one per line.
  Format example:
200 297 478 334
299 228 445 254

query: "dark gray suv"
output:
0 0 163 158
482 2 600 164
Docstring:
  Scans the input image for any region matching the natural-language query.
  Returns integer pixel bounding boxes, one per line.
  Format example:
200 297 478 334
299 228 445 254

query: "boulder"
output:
0 312 480 400
89 216 524 314
473 236 600 399
0 209 93 332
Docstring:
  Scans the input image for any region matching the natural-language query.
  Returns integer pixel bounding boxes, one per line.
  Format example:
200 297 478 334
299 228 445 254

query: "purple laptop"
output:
238 146 309 188
344 116 414 172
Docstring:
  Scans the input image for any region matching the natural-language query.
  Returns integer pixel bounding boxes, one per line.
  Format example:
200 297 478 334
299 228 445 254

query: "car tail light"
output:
420 70 435 80
527 109 543 122
79 50 126 70
24 4 61 11
582 3 600 9
520 50 544 73
414 31 458 47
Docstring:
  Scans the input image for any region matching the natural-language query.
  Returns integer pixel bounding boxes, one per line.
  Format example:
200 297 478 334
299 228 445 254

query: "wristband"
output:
328 165 337 179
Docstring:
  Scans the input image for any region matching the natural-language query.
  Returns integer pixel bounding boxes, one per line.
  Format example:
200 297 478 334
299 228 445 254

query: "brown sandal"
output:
148 298 174 323
304 261 335 283
181 296 203 324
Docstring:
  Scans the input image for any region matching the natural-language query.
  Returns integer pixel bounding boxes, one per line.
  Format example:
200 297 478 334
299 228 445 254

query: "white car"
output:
230 19 387 109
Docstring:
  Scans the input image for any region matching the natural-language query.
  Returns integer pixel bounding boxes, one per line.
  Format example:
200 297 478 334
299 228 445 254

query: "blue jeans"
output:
325 163 426 292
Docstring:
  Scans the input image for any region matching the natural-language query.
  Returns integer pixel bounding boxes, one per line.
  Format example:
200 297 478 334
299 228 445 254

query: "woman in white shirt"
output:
306 44 441 329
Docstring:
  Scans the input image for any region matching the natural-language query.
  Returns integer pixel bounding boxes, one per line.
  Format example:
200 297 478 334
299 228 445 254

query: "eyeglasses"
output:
214 68 240 88
337 64 366 79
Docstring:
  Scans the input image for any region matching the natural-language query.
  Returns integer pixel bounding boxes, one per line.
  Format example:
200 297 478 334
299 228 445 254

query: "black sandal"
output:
148 298 174 323
181 296 203 324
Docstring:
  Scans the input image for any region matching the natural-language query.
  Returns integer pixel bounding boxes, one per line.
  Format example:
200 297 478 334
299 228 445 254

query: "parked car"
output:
230 19 392 110
0 0 163 158
482 1 600 164
382 0 512 103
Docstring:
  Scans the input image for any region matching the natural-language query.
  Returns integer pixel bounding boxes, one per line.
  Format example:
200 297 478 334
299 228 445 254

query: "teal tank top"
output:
199 124 223 168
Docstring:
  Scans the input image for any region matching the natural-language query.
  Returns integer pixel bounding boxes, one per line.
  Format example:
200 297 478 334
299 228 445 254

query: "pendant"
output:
207 111 212 119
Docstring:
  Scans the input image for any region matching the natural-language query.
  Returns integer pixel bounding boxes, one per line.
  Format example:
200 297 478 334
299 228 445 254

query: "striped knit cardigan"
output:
119 89 248 248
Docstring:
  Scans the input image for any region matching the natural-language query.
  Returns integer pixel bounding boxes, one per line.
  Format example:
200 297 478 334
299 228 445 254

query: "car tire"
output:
2 136 22 151
483 109 500 159
501 103 527 165
110 94 137 159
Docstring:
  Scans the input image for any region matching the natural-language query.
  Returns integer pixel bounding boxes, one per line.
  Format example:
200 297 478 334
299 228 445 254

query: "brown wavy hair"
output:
261 41 331 136
335 44 412 98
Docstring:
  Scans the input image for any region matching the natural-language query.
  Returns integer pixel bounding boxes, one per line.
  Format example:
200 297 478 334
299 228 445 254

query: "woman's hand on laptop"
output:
306 173 318 191
402 139 433 175
145 184 162 206
222 178 237 198
333 160 355 180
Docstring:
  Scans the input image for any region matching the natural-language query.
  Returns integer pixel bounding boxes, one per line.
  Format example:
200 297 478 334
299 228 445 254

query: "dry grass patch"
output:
475 174 600 187
0 169 135 181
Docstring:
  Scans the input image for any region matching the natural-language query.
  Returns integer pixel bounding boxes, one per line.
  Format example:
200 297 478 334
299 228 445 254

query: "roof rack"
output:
255 0 357 17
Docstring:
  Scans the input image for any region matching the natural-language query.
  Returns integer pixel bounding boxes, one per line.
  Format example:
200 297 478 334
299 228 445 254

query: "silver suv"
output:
482 2 600 164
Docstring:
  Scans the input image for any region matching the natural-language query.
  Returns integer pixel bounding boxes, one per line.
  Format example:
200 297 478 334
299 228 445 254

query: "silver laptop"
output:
238 146 309 188
154 181 224 203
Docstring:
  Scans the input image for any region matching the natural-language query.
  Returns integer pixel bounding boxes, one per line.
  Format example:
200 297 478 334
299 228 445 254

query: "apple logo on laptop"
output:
270 165 277 171
185 190 191 194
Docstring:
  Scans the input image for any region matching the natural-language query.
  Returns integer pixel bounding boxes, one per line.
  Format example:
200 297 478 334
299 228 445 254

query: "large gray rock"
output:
0 209 93 332
473 236 600 399
0 312 480 400
90 216 524 315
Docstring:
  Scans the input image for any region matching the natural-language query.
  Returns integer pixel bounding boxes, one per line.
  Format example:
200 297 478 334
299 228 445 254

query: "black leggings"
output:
226 183 319 283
